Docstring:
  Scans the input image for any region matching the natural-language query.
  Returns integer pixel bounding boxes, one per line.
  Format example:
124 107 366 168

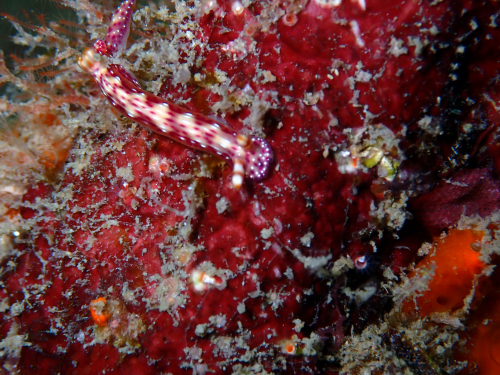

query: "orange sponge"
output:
404 229 485 316
90 297 111 327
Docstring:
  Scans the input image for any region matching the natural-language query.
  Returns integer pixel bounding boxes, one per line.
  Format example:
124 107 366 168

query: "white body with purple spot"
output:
78 0 272 188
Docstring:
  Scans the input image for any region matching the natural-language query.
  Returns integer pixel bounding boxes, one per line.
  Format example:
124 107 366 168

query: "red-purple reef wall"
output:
1 0 500 374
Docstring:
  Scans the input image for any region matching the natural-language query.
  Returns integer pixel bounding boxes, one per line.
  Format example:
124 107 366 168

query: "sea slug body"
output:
78 0 272 189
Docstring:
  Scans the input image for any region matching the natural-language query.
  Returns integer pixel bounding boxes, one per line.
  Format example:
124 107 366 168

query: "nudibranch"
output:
78 0 272 188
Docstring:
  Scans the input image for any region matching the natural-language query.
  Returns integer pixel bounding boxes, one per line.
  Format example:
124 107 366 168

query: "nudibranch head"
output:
78 48 103 74
246 137 273 180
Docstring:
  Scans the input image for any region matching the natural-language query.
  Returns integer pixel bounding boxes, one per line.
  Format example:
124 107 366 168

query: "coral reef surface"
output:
0 0 500 374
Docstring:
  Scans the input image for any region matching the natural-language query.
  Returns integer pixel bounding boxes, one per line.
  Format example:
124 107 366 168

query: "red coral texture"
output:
2 0 500 374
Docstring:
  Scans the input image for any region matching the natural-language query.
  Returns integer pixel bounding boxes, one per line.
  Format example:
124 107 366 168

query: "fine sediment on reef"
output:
0 0 499 374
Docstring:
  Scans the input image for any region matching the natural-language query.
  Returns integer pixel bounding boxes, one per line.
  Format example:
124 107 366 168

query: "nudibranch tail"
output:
79 0 273 189
246 137 273 181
